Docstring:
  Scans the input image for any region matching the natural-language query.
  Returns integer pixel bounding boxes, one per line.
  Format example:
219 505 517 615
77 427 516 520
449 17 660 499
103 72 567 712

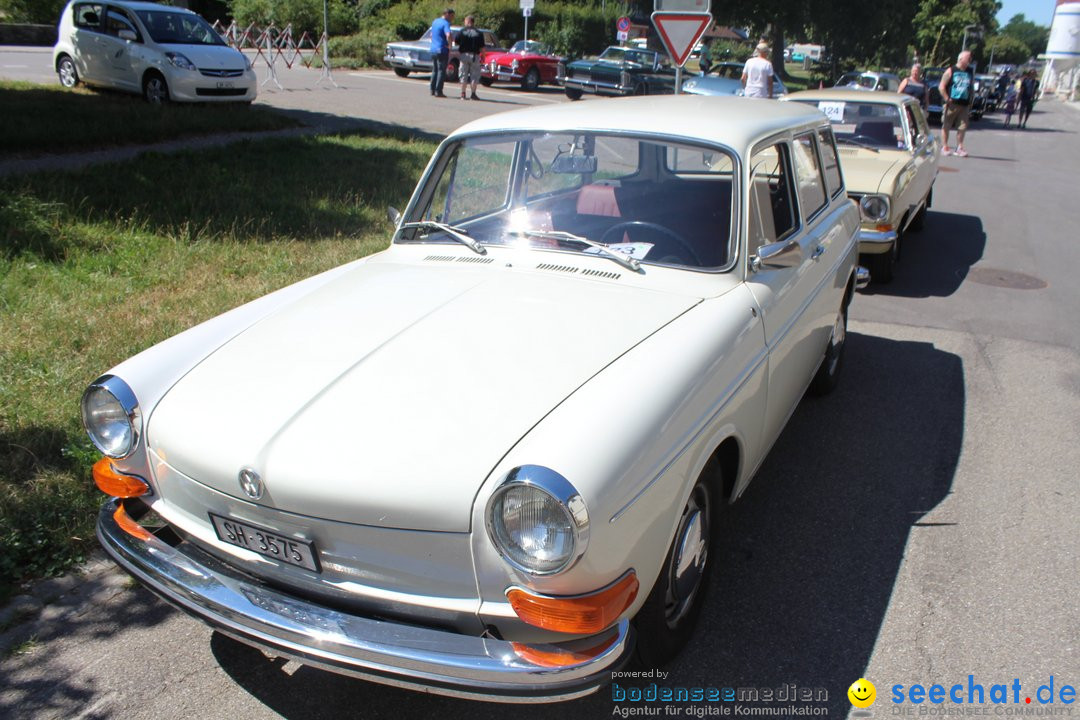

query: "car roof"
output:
99 1 196 12
785 88 913 106
450 95 828 151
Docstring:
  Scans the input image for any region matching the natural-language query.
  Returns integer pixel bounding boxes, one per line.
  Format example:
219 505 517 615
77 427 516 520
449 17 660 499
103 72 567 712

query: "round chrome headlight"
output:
860 195 890 222
486 466 589 575
81 375 141 459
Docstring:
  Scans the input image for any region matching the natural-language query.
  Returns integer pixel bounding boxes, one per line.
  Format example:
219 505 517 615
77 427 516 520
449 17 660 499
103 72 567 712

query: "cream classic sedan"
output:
785 88 940 283
83 96 865 702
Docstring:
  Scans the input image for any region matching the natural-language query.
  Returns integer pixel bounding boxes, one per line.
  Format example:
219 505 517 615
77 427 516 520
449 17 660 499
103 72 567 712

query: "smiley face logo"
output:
848 678 877 708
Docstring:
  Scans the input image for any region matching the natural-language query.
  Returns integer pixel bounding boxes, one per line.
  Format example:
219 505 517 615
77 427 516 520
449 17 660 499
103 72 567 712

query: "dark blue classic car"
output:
557 46 677 100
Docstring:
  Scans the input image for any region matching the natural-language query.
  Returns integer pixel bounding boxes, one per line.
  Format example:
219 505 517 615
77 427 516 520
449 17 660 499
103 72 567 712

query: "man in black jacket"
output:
456 15 485 99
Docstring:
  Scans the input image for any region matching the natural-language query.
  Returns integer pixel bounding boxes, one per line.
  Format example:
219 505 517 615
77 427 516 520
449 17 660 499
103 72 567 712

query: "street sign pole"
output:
520 0 534 42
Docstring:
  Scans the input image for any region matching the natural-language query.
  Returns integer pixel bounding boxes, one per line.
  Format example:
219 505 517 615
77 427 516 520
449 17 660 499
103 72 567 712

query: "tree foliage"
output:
999 13 1050 60
913 0 1001 67
983 32 1033 66
0 0 66 25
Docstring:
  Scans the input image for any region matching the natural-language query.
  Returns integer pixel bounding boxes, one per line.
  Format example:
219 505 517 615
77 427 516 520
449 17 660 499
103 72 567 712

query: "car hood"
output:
147 259 699 532
836 149 905 194
386 40 429 51
158 44 246 68
487 51 555 63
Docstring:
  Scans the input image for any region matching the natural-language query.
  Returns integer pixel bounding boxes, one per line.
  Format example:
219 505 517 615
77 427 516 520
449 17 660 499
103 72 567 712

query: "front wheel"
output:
445 59 459 84
522 67 540 91
633 477 713 668
392 67 410 78
479 76 493 87
809 302 847 396
57 55 79 88
565 87 583 100
142 72 170 104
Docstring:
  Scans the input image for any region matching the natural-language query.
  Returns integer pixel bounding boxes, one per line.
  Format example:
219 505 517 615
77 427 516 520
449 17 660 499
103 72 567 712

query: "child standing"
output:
1003 87 1018 128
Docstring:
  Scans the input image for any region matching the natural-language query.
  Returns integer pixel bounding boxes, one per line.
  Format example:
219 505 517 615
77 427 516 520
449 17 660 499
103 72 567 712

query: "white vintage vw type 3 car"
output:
84 96 865 702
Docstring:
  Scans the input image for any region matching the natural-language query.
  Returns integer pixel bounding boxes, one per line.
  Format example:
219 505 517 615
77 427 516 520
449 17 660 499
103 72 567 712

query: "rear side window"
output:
817 128 844 198
74 3 103 29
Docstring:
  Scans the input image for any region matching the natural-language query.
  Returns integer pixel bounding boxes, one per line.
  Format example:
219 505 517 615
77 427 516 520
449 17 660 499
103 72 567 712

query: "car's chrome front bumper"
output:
97 499 631 703
858 228 898 253
559 77 633 96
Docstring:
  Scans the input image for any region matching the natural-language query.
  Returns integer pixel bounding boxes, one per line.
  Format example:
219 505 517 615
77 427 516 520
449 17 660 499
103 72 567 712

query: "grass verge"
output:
0 81 300 158
0 130 436 601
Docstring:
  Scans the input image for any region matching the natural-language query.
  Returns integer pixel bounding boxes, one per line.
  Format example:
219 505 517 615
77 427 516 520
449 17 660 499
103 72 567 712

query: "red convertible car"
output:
482 40 562 91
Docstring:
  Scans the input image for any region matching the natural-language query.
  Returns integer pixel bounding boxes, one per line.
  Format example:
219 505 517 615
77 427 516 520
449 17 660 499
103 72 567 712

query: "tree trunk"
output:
771 25 788 80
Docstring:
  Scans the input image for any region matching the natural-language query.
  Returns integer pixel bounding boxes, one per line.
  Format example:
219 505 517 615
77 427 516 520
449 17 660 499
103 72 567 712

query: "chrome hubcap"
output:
665 486 709 627
59 61 75 86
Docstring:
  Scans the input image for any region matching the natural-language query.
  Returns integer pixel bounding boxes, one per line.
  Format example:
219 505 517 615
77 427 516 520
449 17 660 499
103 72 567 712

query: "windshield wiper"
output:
837 137 880 153
397 220 486 255
513 229 642 272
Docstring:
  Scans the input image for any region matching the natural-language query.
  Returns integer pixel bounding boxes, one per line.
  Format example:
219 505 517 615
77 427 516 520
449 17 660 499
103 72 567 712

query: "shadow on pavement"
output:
862 211 985 298
209 330 964 719
0 585 175 719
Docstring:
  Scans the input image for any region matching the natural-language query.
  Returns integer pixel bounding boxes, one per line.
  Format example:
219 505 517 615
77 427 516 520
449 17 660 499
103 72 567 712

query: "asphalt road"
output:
1 49 1078 720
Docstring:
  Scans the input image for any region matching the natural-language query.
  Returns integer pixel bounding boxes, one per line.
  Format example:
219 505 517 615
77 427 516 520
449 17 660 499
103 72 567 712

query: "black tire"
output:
863 236 897 284
522 67 540 91
632 82 647 96
809 301 847 396
445 59 459 84
632 477 713 668
393 67 410 78
57 55 79 88
142 72 170 104
479 76 493 87
565 87 583 100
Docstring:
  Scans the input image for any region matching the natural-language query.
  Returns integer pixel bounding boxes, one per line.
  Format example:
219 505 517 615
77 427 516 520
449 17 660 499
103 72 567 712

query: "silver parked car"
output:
681 61 787 98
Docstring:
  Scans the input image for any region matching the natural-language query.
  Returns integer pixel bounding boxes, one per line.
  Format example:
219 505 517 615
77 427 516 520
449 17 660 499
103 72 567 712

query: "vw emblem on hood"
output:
238 468 263 500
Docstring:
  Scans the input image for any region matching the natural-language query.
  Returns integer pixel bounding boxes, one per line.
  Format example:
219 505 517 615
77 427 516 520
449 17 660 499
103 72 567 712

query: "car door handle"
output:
812 245 825 260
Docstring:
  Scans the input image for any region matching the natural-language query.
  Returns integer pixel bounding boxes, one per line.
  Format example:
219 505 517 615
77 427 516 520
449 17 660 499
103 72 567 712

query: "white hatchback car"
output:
85 96 865 702
53 0 256 103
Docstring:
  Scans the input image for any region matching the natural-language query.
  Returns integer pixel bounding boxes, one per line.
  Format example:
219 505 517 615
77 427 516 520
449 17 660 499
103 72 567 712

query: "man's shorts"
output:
459 53 481 84
942 101 971 132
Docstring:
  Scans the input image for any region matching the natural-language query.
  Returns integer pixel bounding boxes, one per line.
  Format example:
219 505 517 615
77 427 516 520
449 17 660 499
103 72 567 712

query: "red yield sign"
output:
651 12 712 67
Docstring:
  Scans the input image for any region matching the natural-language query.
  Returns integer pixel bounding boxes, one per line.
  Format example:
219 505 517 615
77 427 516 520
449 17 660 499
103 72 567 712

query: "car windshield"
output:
793 100 904 150
398 132 737 270
136 10 226 46
599 47 654 66
512 40 549 55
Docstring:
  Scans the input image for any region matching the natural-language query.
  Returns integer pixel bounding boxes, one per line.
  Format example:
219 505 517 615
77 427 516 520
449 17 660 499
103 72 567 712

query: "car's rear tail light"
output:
93 457 149 498
506 571 638 634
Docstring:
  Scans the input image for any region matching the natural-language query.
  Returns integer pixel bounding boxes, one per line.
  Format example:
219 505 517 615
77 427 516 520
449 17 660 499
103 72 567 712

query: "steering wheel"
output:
598 221 703 266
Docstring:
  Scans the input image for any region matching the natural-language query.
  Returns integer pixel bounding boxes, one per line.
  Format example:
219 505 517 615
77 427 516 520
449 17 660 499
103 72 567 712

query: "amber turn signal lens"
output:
93 457 149 498
506 571 638 634
113 504 153 541
511 635 619 668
